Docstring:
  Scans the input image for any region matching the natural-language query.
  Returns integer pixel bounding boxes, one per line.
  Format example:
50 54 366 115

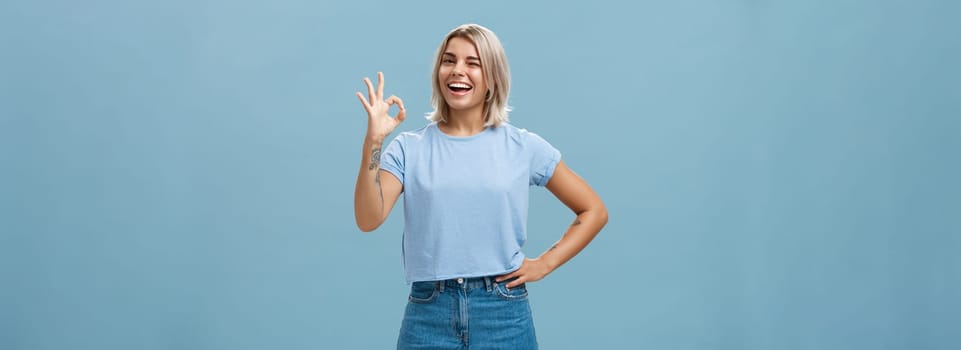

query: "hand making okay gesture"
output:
356 72 406 143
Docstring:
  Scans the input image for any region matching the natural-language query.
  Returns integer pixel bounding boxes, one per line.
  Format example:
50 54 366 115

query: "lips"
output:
447 81 473 96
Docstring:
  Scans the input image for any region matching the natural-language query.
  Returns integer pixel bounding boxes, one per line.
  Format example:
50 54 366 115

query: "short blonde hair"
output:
427 23 511 127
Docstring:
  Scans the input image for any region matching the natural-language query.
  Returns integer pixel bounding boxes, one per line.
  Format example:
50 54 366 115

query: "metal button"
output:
457 278 464 284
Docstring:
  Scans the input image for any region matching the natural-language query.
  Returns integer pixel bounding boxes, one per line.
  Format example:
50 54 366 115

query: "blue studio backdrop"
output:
2 0 959 349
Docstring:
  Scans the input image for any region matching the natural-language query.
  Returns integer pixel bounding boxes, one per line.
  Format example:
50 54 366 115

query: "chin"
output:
445 98 480 111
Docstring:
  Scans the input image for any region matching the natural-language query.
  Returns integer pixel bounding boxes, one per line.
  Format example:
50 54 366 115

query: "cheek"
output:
437 70 448 87
472 72 486 89
437 66 451 78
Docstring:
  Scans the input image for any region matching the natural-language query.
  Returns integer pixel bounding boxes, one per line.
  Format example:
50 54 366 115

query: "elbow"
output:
354 203 386 232
356 222 380 233
355 215 383 233
601 207 608 227
575 201 608 229
597 204 609 228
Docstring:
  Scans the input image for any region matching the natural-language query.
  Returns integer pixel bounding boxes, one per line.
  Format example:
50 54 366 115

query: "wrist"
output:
539 255 560 273
364 136 385 147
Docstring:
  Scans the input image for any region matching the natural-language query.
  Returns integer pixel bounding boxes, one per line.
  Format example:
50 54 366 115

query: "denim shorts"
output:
397 275 538 349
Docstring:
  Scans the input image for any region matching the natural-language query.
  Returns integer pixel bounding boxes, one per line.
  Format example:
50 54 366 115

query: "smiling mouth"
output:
447 82 473 96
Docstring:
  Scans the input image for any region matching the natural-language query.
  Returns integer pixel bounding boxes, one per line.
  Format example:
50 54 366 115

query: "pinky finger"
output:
505 277 525 289
356 92 372 114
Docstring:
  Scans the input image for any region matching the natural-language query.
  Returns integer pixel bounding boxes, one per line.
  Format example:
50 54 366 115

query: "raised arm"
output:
354 72 406 232
497 160 608 287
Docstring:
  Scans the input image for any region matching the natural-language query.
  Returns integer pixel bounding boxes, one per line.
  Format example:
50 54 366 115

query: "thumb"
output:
395 106 407 123
387 95 406 122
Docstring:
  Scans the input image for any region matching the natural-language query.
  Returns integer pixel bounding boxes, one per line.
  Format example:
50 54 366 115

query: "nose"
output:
451 61 468 77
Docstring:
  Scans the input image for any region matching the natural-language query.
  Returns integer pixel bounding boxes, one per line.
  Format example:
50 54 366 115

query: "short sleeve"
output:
527 131 561 186
380 136 405 185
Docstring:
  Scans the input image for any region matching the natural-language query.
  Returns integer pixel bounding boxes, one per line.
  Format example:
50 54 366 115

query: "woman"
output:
353 23 607 349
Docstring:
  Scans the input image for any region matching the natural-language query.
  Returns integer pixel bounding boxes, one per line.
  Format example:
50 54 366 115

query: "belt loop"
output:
484 276 493 292
437 281 445 293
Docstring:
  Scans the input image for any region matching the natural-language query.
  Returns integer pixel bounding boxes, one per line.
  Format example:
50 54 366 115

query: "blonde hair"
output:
427 23 511 127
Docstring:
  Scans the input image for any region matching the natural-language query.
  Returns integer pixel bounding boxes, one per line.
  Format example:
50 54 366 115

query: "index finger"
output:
377 72 385 101
496 269 520 283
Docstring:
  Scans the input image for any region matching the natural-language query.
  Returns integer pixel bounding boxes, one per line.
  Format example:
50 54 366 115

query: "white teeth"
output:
448 83 472 89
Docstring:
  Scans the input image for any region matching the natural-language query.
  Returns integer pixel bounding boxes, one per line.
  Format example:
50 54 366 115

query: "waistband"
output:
414 275 518 292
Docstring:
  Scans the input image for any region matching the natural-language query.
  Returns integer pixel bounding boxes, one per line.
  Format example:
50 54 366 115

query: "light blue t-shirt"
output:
380 122 561 283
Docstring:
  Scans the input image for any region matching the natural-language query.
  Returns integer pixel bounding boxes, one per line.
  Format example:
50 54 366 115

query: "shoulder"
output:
496 122 551 146
390 123 435 145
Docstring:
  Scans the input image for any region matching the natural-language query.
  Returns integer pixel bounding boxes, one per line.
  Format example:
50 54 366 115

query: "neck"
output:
440 107 486 136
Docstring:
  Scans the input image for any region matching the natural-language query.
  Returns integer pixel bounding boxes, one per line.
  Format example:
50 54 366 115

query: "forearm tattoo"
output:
548 243 559 252
571 219 582 226
368 147 381 170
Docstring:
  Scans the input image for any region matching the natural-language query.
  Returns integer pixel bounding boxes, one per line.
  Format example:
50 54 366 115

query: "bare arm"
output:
497 160 608 287
354 142 403 232
353 72 406 232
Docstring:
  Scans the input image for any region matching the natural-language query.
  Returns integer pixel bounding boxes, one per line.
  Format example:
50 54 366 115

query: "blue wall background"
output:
2 0 959 349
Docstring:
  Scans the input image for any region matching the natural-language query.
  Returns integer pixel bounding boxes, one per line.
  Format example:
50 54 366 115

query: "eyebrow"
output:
443 52 481 61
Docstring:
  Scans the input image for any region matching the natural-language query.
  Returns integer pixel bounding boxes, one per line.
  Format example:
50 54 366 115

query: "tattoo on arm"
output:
548 243 559 252
368 147 381 170
571 219 582 226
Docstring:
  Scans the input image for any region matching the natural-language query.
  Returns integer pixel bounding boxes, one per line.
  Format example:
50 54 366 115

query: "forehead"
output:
443 36 479 57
